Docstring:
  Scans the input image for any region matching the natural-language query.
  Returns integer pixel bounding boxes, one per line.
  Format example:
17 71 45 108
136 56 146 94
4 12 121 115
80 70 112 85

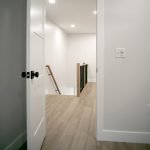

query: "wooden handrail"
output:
46 65 61 95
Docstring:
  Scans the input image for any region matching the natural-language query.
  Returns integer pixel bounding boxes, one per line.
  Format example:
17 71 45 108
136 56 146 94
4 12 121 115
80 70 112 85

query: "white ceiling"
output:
45 0 96 34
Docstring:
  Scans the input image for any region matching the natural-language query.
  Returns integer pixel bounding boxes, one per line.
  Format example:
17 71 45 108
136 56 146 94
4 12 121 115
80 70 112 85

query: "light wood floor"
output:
41 83 150 150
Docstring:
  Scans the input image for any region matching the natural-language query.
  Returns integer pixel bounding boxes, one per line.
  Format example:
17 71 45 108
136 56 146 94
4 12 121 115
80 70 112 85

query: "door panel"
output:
30 0 44 37
30 33 45 149
27 0 46 149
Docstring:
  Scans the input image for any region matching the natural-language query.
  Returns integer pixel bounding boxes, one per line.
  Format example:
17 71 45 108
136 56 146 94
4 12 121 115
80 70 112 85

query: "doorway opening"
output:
43 0 97 149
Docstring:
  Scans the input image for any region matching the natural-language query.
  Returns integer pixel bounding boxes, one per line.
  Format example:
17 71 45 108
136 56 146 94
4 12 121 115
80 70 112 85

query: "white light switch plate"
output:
116 48 126 58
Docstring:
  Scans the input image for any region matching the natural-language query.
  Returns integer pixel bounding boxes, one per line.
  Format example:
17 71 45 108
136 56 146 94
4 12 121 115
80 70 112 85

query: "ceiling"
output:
45 0 96 34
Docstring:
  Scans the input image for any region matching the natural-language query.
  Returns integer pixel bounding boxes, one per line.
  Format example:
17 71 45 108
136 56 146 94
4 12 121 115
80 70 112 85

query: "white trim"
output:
4 131 26 150
45 87 75 96
96 0 105 141
45 89 49 95
88 79 96 82
45 89 56 95
97 130 150 144
26 0 31 149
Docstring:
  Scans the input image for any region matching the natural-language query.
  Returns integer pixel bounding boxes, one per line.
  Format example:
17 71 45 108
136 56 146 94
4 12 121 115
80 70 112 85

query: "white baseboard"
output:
45 89 56 95
45 87 75 96
4 131 26 150
88 79 96 82
61 87 75 95
97 129 150 144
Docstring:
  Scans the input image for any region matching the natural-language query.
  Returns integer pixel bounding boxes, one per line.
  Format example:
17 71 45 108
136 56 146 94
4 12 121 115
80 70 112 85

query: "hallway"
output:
41 83 150 150
42 83 96 150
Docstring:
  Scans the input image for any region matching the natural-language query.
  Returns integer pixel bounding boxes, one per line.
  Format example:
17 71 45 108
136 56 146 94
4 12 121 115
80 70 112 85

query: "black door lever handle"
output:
21 71 39 79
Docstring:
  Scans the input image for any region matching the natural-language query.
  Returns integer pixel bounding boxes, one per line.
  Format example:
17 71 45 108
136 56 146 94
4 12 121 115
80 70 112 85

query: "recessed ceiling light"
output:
70 24 76 28
49 0 56 4
93 11 97 14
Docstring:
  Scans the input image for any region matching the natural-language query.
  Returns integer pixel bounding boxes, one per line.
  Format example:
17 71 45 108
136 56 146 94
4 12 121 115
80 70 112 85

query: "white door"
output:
27 0 46 149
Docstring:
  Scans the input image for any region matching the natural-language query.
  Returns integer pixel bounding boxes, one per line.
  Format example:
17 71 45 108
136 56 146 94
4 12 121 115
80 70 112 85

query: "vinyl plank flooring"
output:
41 83 150 150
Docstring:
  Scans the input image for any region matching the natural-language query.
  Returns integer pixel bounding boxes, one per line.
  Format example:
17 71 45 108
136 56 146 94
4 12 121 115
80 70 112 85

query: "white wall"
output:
45 20 96 95
97 0 150 143
67 34 96 88
45 20 68 95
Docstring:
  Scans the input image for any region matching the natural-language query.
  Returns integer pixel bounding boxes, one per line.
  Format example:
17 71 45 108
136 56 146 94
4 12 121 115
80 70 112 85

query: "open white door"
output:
26 0 46 149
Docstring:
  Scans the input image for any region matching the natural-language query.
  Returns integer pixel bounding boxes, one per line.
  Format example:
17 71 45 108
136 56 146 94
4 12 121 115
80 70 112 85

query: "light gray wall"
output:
45 20 68 95
104 0 150 132
45 19 96 96
0 0 26 149
97 0 150 143
67 34 96 85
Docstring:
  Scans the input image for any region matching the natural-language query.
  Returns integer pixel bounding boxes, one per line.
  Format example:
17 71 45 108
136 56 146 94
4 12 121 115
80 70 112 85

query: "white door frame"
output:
26 0 32 148
96 0 104 141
